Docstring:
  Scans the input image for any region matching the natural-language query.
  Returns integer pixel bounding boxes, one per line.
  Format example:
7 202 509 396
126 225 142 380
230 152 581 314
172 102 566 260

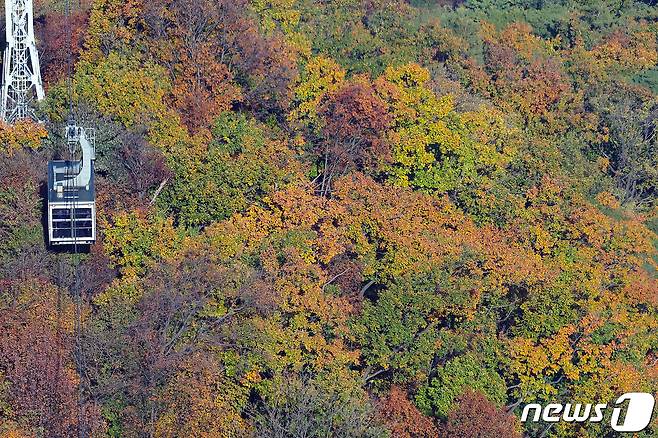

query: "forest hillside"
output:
1 0 657 437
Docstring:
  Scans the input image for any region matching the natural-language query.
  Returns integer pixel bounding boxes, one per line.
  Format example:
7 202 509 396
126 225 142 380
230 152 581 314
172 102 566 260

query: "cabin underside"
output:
48 201 96 245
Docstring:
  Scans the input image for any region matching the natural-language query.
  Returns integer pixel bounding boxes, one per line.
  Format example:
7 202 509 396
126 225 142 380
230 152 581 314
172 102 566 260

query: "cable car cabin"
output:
47 125 96 246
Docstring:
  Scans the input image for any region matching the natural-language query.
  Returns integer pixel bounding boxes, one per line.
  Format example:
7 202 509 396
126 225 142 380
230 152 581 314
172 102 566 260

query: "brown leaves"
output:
170 43 242 133
0 282 101 437
378 386 438 438
320 81 391 167
39 10 89 86
0 150 42 229
142 0 298 132
313 80 391 195
96 129 172 212
234 29 298 117
439 390 521 438
143 0 243 132
474 22 583 133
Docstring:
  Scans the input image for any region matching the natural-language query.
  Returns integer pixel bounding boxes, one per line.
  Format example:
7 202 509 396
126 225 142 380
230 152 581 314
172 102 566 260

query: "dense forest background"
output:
1 0 658 436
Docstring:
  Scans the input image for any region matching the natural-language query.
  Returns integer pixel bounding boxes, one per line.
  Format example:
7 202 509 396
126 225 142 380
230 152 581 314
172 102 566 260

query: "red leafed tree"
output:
143 0 242 132
39 11 89 86
316 81 391 195
439 390 521 438
169 43 240 132
378 386 439 438
232 27 298 118
0 280 102 437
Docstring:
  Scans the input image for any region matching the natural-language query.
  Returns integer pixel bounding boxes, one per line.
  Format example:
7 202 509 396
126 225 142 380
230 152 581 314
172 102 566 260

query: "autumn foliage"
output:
439 390 521 438
1 0 658 437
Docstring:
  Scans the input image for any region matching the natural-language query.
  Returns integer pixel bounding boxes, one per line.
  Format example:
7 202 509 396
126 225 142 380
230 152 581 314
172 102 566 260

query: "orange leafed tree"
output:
378 386 438 438
439 390 521 438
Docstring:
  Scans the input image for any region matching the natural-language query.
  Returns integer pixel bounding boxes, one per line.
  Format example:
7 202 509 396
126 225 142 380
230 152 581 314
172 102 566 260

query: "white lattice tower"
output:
1 0 44 123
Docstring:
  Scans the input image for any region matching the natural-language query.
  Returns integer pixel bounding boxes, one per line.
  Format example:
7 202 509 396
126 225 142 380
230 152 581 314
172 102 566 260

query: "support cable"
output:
62 0 87 434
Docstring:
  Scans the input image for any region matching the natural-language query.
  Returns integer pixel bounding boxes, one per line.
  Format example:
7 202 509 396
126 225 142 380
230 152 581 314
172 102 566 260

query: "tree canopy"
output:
1 0 657 437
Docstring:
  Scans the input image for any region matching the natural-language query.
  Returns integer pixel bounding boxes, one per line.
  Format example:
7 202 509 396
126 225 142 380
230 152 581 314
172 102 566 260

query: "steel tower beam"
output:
1 0 44 123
